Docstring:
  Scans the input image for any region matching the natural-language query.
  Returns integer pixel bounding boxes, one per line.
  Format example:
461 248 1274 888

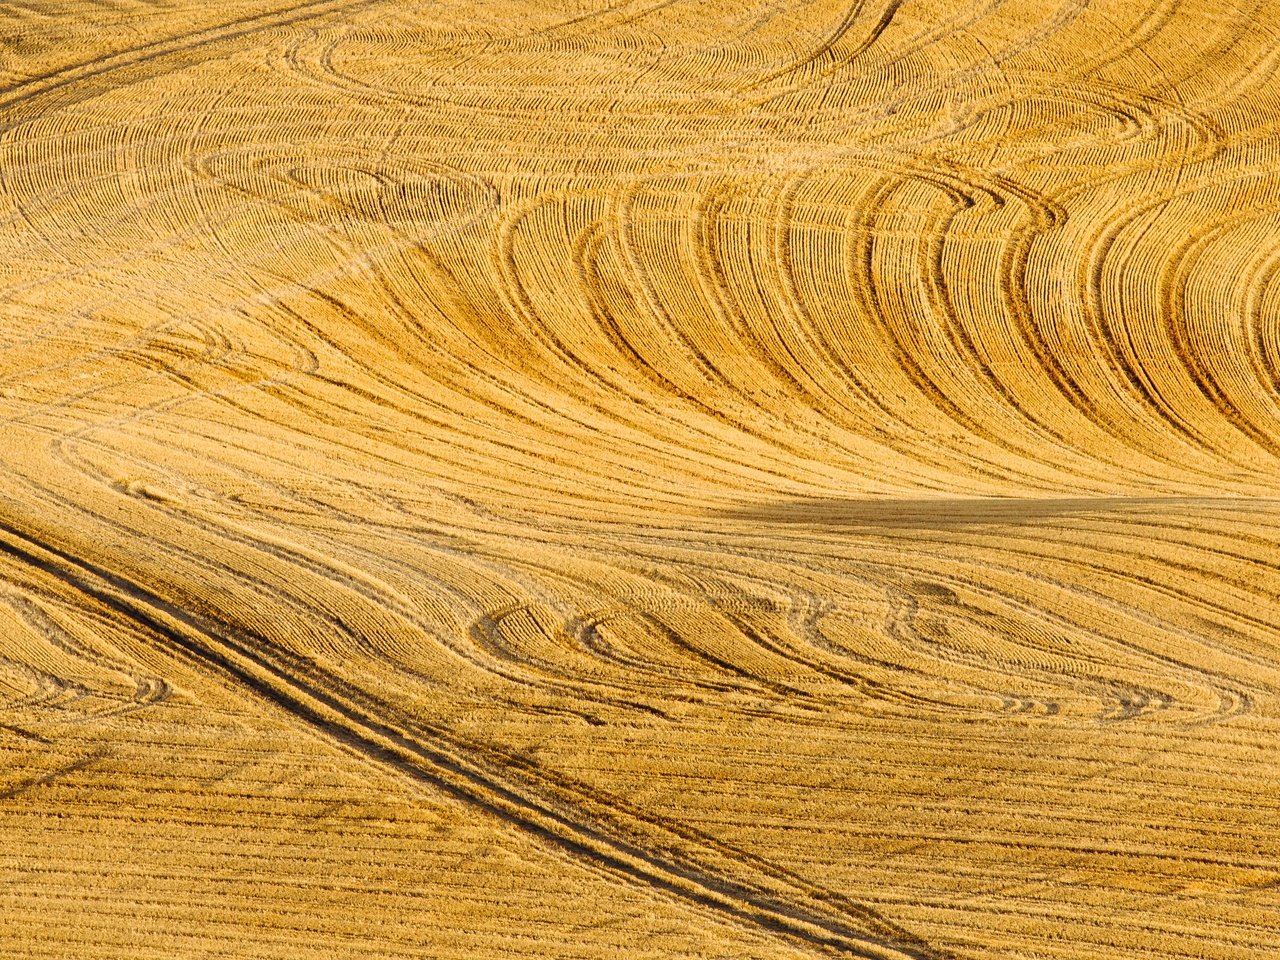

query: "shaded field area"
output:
2 1 1280 957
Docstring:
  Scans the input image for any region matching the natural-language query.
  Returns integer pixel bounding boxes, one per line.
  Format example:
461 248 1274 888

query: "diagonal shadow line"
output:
0 516 954 960
718 495 1272 532
0 749 107 800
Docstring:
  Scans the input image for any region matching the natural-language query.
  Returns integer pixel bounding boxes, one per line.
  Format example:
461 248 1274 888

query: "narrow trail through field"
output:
2 1 1280 958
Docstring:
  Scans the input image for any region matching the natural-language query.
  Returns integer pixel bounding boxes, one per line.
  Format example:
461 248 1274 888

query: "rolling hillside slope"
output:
2 1 1280 957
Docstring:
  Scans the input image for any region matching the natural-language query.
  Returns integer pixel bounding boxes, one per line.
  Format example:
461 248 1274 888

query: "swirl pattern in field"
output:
3 1 1280 958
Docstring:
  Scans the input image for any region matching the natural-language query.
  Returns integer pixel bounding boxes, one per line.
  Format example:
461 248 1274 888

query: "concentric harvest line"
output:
6 0 1280 954
0 513 953 960
0 0 367 119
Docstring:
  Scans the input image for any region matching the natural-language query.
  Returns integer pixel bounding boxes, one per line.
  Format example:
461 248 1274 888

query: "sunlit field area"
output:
3 1 1280 957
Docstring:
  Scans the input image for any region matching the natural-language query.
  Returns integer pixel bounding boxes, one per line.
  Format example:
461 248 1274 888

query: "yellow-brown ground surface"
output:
3 1 1280 957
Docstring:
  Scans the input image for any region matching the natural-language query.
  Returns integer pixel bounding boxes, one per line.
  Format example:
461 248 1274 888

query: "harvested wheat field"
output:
3 0 1280 957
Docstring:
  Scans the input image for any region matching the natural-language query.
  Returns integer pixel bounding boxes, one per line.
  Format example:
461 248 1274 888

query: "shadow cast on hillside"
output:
719 495 1261 531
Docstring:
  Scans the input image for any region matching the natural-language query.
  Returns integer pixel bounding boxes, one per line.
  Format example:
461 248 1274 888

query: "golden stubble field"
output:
2 1 1280 957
